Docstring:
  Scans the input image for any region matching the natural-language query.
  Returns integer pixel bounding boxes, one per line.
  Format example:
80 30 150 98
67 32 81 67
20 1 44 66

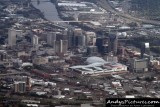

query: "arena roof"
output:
86 56 106 64
70 57 128 75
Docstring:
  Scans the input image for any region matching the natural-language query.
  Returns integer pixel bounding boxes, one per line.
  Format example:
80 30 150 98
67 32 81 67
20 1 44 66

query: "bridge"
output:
50 21 95 23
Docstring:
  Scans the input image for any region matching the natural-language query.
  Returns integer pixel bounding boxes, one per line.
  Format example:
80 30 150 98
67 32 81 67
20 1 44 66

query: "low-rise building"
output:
130 58 149 72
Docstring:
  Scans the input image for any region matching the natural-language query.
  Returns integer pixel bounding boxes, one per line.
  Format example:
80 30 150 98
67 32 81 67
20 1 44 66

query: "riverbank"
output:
31 0 61 21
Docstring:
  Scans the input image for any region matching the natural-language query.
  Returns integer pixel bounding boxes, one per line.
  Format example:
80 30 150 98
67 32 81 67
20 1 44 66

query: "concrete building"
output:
87 46 97 55
141 42 150 58
85 31 96 46
0 50 7 61
26 77 32 91
33 57 48 65
14 81 26 93
81 104 93 107
32 35 39 47
75 35 86 47
8 28 17 47
150 60 160 66
67 28 74 48
47 32 56 47
108 33 118 55
130 58 149 72
55 40 68 55
17 51 29 57
96 37 109 54
16 30 23 37
105 55 118 63
68 28 83 47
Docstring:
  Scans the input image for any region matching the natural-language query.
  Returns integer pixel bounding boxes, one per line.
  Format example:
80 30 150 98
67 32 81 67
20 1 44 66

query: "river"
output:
31 0 61 21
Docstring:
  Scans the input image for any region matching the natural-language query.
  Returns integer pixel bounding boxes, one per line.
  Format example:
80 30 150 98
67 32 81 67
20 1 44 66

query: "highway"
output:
50 21 95 23
97 0 160 26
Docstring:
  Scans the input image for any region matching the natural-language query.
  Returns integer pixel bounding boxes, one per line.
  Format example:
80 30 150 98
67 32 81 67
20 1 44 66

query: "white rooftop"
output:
86 56 106 64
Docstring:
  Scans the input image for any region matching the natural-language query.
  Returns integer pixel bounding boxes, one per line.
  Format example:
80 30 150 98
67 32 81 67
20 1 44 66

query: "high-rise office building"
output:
108 33 118 55
85 31 96 46
14 81 26 93
75 35 86 47
32 35 39 46
62 28 68 38
8 28 17 47
67 28 74 48
55 40 68 55
31 35 39 50
96 37 109 54
87 46 97 55
141 42 150 58
47 32 56 47
0 51 7 61
26 77 31 91
16 30 23 37
68 28 83 48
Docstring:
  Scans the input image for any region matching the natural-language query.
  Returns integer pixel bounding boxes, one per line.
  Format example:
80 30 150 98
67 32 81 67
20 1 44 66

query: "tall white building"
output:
8 28 17 47
47 32 56 47
32 35 39 46
32 35 39 50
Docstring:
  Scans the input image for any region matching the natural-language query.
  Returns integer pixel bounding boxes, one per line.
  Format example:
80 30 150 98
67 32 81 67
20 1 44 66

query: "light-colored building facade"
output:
8 28 17 47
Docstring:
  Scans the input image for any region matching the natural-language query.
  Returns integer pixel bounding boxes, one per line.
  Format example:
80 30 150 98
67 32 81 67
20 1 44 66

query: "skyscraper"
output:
67 28 74 48
14 81 26 93
8 28 17 47
85 31 96 46
75 35 86 47
108 33 118 55
26 77 31 91
55 40 68 55
47 32 56 47
96 37 109 54
32 35 39 46
141 42 150 58
16 30 23 37
68 28 83 48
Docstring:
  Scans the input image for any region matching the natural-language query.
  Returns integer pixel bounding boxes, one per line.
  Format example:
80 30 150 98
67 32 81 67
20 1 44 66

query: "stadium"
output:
70 57 128 75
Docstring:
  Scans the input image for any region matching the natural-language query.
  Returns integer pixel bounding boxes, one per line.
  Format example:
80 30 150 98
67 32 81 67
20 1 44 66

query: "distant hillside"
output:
130 0 160 20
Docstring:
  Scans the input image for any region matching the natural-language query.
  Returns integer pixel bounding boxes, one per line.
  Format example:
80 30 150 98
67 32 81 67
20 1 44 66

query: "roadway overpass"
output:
50 21 95 23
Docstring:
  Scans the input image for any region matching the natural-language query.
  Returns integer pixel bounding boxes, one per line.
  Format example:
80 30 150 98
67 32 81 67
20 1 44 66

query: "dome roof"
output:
86 57 106 64
22 62 33 67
